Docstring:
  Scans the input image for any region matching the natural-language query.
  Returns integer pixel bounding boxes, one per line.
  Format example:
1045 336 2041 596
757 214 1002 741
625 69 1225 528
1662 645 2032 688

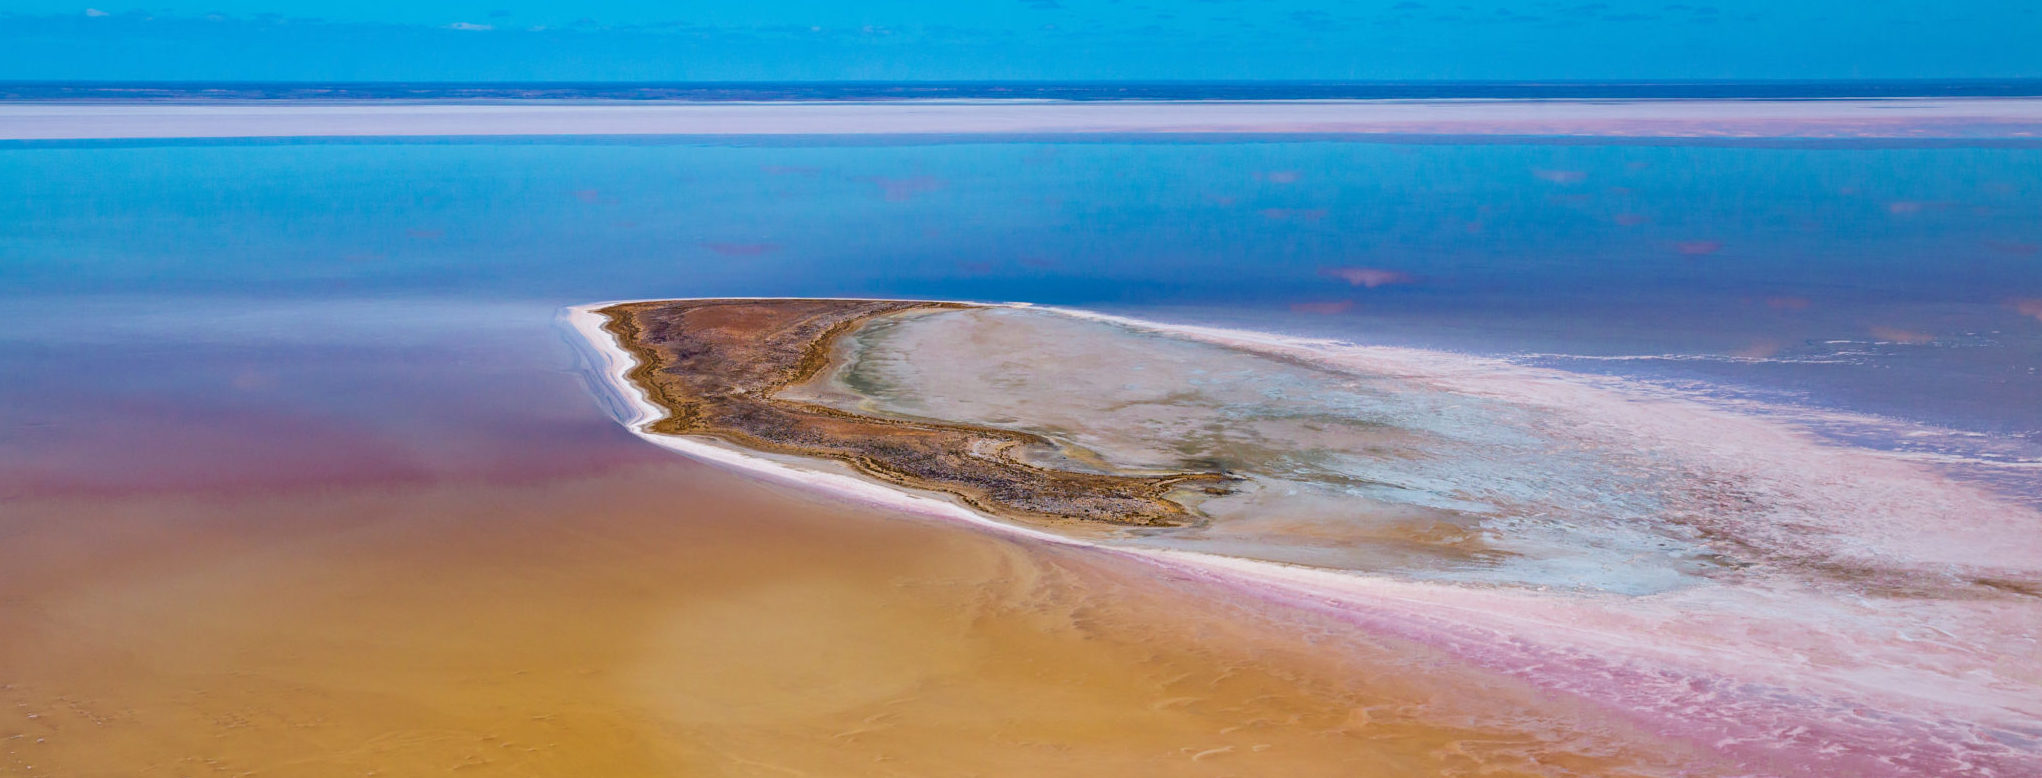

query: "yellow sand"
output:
1 460 1711 776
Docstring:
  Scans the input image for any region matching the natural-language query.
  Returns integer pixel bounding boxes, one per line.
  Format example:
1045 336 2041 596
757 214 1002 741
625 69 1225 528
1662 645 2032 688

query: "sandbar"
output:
591 298 1228 527
568 296 2042 776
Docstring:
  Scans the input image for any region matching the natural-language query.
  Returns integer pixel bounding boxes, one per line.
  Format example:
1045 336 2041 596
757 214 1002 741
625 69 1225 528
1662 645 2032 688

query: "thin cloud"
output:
1886 200 1957 216
1731 340 1782 359
2011 299 2042 323
1533 169 1587 184
1868 325 1933 344
1320 266 1415 288
1290 300 1356 315
1676 240 1722 256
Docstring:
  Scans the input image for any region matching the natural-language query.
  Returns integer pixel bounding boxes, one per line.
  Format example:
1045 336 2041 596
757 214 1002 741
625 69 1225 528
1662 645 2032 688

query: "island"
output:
595 298 1232 527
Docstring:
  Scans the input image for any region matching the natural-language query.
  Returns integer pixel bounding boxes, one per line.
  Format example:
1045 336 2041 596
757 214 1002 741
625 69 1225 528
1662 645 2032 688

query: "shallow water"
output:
15 461 1733 776
5 130 2041 775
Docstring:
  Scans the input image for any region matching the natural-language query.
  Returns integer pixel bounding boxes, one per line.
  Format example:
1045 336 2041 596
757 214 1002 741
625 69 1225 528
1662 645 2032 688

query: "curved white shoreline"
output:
559 299 2042 776
563 301 1078 548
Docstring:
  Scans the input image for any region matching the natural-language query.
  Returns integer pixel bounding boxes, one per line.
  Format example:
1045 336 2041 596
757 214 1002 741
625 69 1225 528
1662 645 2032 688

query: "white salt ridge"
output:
12 98 2042 141
1044 305 2042 574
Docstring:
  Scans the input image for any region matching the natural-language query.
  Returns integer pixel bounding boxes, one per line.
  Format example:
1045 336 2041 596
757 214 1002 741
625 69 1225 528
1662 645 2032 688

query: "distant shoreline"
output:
11 80 2042 102
7 97 2041 140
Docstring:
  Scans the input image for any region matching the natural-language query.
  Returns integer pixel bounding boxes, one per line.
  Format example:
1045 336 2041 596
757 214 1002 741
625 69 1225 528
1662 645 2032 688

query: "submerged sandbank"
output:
569 298 2042 777
22 453 1714 776
8 98 2042 141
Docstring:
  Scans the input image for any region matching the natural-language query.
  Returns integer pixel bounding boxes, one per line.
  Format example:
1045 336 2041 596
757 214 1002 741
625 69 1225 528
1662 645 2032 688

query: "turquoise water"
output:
5 129 2039 778
3 136 2039 501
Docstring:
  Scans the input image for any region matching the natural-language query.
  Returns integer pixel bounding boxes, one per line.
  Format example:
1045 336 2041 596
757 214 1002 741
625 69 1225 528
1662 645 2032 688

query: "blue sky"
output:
1 1 2036 81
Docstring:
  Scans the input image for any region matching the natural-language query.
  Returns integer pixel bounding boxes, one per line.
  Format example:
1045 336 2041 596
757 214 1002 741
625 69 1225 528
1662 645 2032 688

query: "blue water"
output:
2 134 2038 498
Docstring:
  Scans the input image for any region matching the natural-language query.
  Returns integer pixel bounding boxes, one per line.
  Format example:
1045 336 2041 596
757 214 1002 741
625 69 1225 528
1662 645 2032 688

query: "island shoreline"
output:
560 297 2042 777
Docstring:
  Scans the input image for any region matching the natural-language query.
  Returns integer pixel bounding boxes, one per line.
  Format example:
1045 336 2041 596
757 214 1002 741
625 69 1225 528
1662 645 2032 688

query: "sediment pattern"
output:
598 299 1229 526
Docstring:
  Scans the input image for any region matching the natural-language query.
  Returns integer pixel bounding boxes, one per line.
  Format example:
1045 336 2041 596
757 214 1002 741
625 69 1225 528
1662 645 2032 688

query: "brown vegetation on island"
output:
598 298 1229 527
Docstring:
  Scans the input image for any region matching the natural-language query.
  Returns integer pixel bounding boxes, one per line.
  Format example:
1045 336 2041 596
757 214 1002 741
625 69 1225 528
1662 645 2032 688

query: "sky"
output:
0 0 2037 82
